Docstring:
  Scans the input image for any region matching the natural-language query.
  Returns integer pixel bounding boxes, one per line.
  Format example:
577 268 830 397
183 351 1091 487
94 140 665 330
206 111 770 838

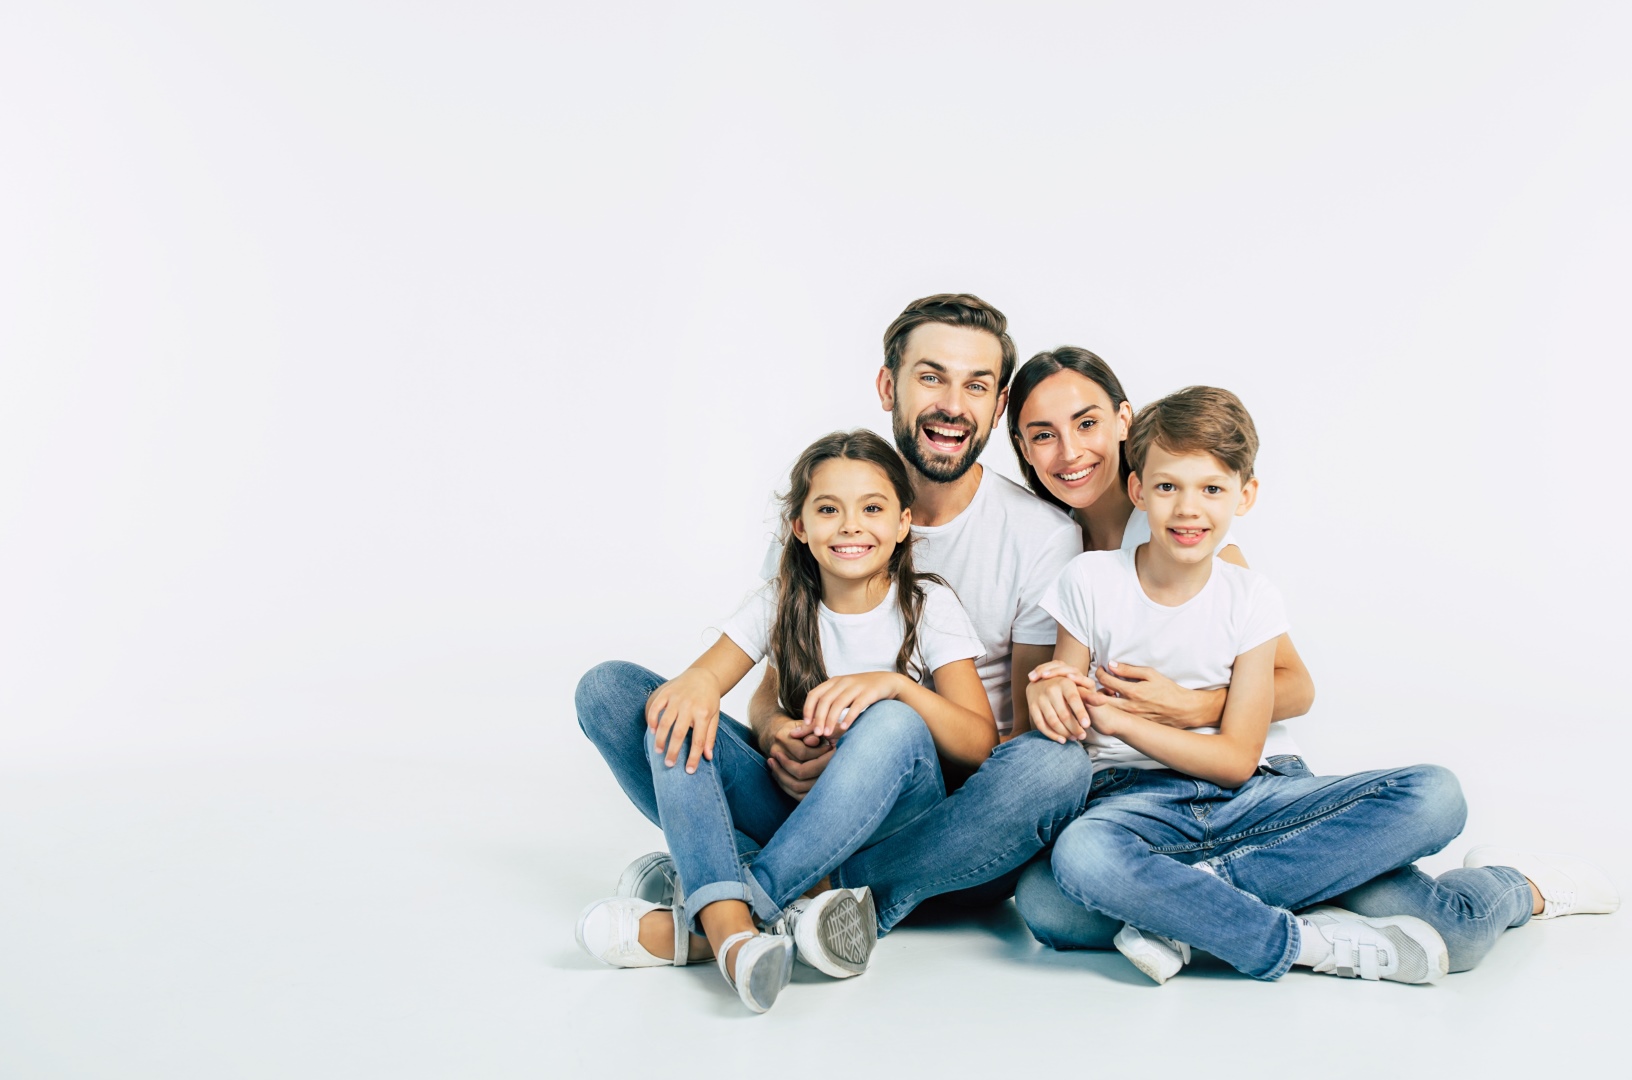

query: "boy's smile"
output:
1131 443 1258 573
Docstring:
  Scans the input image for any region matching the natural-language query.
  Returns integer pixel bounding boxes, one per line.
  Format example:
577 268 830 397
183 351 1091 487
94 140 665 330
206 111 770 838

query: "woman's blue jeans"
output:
576 661 947 933
1015 760 1532 976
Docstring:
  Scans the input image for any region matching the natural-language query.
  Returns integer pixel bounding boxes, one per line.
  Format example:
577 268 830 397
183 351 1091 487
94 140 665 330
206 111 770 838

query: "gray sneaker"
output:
1300 907 1449 984
783 887 878 978
615 851 677 905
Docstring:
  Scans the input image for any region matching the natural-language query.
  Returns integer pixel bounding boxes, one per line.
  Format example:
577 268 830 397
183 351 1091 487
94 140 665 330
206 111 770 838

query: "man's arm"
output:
1008 643 1054 738
747 664 834 800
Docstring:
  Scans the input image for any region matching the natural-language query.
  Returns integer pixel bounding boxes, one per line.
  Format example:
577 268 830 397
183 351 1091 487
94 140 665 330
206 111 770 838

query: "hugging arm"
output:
1026 544 1315 729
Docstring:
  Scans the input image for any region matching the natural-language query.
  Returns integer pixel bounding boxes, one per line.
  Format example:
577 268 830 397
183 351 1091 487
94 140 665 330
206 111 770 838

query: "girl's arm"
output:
797 660 997 770
646 635 757 774
1087 637 1278 787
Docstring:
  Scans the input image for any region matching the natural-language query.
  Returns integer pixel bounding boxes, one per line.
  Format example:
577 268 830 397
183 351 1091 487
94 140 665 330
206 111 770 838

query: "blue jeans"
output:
576 661 947 933
1021 759 1532 979
833 731 1096 932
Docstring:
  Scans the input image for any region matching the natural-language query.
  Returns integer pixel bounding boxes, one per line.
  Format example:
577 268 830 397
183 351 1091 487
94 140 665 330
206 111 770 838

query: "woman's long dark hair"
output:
1005 346 1132 513
772 430 943 718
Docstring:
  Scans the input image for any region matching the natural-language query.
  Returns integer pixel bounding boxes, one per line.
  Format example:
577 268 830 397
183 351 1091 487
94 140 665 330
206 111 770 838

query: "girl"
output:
1003 347 1616 977
575 429 996 1012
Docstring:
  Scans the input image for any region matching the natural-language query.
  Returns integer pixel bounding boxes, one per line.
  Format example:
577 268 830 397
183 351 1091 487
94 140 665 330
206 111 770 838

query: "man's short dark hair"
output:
881 294 1017 389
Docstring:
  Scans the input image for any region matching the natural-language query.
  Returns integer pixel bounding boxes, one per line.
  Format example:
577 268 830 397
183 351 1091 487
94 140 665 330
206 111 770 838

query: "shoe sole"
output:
615 852 675 905
1113 925 1182 985
1303 906 1450 983
739 936 796 1013
798 887 877 978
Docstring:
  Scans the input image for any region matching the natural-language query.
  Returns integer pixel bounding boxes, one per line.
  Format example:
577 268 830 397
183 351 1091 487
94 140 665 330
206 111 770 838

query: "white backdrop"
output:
4 2 1629 843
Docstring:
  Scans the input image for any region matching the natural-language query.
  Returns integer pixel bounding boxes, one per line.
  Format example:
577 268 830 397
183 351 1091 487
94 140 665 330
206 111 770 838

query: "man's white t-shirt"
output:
1039 548 1297 773
720 580 984 688
762 467 1081 733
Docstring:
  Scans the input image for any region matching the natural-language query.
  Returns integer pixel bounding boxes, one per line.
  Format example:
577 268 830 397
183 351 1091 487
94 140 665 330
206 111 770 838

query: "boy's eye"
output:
1156 482 1176 492
1204 485 1223 495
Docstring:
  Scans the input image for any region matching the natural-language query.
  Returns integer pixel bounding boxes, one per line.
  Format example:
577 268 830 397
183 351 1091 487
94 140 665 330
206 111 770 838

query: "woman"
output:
1002 346 1614 974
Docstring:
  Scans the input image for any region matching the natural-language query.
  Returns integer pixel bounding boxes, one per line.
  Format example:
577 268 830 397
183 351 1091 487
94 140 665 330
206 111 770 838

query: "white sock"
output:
1292 917 1332 967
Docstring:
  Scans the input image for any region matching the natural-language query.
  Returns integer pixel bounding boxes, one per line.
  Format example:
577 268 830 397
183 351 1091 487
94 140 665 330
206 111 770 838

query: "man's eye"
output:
921 374 940 384
968 383 987 394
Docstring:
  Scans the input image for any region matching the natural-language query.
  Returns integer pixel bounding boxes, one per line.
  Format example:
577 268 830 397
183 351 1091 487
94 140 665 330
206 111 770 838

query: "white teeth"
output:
925 425 967 439
1060 467 1092 481
832 546 871 553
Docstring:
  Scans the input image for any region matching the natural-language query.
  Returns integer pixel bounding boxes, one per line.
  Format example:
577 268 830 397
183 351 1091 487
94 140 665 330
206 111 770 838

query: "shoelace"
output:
1542 887 1576 919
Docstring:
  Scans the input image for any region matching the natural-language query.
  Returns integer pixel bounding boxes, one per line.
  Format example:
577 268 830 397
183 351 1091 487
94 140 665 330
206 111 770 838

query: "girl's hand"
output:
798 672 905 739
645 669 723 774
1026 675 1089 744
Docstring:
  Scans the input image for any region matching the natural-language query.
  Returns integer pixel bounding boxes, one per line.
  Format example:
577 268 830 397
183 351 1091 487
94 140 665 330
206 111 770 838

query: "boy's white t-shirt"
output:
763 467 1082 733
720 580 984 688
1039 548 1297 773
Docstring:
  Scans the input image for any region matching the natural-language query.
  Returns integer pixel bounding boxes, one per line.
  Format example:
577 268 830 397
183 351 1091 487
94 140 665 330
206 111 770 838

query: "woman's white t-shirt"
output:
719 579 984 685
1040 547 1299 772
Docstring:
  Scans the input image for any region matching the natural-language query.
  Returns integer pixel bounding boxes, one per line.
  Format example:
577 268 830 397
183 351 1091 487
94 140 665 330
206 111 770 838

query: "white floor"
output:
2 751 1622 1080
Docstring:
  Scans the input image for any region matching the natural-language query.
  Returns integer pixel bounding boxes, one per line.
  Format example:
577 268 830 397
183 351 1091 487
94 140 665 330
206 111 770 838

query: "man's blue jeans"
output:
833 732 1096 932
576 661 946 932
1014 759 1531 977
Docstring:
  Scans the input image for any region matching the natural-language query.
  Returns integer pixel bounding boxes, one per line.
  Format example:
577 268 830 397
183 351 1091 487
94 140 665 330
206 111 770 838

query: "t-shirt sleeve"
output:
1037 555 1094 655
1011 520 1085 646
759 538 783 581
1237 575 1290 656
717 582 778 663
914 583 985 675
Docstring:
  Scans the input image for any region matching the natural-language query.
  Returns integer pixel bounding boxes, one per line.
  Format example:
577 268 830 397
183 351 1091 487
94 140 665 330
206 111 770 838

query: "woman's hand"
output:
796 672 906 739
645 668 723 774
1026 674 1089 744
1093 661 1223 730
1086 700 1133 738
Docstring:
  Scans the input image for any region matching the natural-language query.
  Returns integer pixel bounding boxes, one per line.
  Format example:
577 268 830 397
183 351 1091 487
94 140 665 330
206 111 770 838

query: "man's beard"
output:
892 405 990 485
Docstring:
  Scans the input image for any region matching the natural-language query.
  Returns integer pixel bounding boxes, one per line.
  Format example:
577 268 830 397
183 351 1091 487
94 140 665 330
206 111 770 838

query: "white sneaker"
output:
575 896 676 968
718 930 795 1013
783 887 877 978
1463 846 1620 920
614 851 677 905
1299 907 1449 984
1113 923 1191 985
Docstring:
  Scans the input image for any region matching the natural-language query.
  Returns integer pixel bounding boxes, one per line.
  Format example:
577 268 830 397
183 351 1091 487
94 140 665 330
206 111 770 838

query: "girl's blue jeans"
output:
1014 759 1532 977
576 661 946 933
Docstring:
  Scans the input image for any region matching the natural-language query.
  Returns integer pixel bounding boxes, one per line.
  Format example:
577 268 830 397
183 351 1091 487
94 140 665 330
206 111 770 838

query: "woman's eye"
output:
1078 419 1097 430
1031 431 1053 442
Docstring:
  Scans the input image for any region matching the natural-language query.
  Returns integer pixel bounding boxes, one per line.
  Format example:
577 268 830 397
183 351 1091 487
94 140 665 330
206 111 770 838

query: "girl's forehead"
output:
807 457 896 495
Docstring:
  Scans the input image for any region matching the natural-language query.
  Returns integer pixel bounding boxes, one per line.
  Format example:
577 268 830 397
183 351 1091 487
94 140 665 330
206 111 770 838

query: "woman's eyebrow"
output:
1025 404 1100 429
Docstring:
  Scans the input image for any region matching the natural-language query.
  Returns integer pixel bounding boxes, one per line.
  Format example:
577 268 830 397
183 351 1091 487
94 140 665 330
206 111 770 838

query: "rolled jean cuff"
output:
681 880 756 936
1258 908 1301 981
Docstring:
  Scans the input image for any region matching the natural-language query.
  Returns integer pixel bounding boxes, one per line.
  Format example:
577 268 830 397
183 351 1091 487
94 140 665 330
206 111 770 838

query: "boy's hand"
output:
645 669 722 774
764 717 834 802
799 672 904 739
1027 674 1089 744
1094 661 1221 729
1086 700 1134 738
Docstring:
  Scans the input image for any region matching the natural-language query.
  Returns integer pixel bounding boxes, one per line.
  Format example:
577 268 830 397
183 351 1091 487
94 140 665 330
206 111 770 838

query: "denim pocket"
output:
1262 754 1312 778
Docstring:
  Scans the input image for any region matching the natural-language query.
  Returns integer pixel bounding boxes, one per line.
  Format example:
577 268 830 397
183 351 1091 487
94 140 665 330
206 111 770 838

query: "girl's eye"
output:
816 505 837 514
865 503 883 513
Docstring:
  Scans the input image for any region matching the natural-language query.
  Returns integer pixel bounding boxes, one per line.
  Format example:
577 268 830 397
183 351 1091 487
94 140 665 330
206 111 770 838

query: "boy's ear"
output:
876 367 896 413
1236 477 1259 516
897 507 912 543
1127 470 1145 509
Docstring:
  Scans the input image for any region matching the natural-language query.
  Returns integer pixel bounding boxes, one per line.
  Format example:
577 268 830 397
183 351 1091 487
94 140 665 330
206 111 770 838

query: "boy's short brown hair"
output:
1126 386 1260 481
882 294 1018 389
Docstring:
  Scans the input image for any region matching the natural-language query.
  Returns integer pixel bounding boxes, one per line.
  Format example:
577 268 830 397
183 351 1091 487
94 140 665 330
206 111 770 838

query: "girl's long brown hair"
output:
772 430 944 718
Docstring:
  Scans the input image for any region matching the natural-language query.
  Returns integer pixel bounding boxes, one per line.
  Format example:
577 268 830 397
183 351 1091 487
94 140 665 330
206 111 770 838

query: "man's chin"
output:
905 442 981 484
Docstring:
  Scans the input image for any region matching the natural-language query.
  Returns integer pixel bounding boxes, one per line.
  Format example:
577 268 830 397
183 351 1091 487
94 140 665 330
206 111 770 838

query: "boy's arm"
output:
1086 637 1278 787
1025 628 1094 744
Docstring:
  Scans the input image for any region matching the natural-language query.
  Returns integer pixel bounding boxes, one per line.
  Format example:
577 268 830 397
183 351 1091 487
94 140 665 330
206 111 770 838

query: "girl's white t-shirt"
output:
1039 548 1297 772
719 580 984 685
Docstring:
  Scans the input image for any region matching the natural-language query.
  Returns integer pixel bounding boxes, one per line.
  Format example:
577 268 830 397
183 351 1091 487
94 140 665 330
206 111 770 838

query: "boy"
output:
1028 386 1457 983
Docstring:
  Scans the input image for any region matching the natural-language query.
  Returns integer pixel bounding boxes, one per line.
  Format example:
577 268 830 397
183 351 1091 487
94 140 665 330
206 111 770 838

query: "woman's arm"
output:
646 635 757 773
1086 637 1277 787
797 659 997 771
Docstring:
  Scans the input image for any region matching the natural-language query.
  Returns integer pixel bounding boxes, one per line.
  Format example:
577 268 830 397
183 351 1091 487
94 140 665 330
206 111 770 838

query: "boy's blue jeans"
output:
1014 759 1532 977
576 661 947 932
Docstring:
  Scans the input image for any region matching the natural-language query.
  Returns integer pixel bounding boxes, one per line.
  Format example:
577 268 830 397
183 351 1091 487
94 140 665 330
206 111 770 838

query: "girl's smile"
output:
791 457 912 611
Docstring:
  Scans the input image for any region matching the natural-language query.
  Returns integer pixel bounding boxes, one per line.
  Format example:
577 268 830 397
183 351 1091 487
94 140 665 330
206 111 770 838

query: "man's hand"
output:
762 716 834 802
1026 673 1089 744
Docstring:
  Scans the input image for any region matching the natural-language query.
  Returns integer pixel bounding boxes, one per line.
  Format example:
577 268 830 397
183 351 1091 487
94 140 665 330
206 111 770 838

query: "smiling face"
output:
878 323 1006 484
790 457 912 591
1016 370 1133 512
1129 442 1258 567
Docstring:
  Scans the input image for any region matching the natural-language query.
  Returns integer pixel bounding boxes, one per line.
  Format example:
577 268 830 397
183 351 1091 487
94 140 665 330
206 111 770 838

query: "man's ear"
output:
897 507 912 543
1236 477 1259 516
1127 470 1145 509
994 386 1009 424
876 366 896 413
